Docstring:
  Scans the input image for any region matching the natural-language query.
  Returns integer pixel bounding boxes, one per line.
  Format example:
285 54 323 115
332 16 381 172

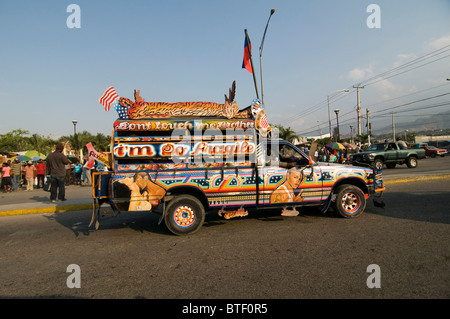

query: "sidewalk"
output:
1 173 449 216
0 184 92 216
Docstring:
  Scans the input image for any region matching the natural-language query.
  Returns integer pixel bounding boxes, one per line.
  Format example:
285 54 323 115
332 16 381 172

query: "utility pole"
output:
353 85 365 137
392 112 396 141
366 109 371 145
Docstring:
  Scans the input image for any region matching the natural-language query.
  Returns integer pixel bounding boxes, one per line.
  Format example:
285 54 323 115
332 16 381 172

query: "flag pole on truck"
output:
259 8 275 106
243 29 260 100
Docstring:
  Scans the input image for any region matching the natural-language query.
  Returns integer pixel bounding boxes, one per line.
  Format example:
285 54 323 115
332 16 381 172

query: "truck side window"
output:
279 145 309 167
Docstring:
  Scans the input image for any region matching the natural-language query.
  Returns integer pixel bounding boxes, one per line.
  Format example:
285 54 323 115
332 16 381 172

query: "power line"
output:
369 92 450 116
364 82 450 109
359 45 450 87
295 97 450 136
277 44 450 133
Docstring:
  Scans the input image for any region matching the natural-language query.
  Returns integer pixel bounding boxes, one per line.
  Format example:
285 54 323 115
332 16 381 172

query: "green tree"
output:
273 124 300 143
0 129 31 152
58 130 111 156
91 133 111 152
27 133 56 156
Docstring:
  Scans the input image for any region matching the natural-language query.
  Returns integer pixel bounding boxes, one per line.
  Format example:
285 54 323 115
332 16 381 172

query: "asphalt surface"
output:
1 156 449 216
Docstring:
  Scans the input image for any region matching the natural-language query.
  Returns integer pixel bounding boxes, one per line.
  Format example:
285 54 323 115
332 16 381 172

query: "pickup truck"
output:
412 143 448 158
91 85 386 235
350 142 425 170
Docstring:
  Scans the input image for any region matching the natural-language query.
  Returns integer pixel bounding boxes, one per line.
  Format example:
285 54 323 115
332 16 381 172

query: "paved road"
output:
380 154 450 181
0 180 448 300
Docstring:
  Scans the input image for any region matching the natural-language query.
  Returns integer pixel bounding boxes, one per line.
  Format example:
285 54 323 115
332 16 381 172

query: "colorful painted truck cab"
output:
92 84 385 235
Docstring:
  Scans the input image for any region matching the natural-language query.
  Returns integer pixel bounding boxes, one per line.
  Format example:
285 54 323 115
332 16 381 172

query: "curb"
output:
383 174 450 185
0 203 92 217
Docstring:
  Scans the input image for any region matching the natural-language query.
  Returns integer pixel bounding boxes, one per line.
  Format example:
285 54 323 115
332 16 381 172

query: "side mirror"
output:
308 156 314 173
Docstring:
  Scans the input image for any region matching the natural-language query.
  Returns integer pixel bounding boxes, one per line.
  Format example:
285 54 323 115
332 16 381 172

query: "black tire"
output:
430 153 436 158
331 185 366 218
373 158 383 171
406 156 418 168
164 195 205 235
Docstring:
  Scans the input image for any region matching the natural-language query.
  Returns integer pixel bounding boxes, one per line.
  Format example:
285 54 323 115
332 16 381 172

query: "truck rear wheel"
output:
406 156 418 168
164 195 205 235
332 185 366 218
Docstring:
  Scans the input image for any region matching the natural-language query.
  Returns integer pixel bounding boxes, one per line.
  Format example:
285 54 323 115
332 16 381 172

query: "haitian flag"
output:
242 34 252 74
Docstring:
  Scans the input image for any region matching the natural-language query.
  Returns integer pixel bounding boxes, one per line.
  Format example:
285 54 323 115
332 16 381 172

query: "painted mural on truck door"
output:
261 142 324 206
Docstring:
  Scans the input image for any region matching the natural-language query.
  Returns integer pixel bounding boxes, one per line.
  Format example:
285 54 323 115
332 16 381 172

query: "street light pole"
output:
350 125 353 144
328 89 349 138
259 8 275 106
334 109 340 141
72 120 78 156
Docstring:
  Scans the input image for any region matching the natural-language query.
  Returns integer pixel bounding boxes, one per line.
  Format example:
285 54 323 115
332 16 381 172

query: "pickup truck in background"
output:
350 142 426 170
412 143 448 158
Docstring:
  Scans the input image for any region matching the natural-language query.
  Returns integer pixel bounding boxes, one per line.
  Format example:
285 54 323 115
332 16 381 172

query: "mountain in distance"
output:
371 109 450 136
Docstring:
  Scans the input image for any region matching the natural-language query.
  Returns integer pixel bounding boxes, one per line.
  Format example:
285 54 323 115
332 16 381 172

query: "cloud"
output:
393 53 417 68
347 65 374 81
372 79 403 100
426 35 450 50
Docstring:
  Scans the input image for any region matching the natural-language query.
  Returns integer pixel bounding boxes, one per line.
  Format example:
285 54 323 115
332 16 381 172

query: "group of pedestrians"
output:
1 142 96 203
1 158 46 192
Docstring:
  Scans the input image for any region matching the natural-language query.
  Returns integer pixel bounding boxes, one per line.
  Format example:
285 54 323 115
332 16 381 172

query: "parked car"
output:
412 143 448 157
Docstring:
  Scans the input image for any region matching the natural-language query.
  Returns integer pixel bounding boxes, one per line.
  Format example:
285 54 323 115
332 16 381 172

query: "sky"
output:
1 0 449 140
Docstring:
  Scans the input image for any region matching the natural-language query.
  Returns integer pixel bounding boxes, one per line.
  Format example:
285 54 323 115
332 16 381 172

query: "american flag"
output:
114 100 130 119
99 86 119 111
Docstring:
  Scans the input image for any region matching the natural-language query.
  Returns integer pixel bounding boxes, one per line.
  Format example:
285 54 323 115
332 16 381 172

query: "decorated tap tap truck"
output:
91 82 385 235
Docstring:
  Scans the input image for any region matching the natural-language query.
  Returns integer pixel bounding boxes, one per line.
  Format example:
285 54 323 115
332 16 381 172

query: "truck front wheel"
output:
373 158 383 170
332 185 366 218
164 195 205 235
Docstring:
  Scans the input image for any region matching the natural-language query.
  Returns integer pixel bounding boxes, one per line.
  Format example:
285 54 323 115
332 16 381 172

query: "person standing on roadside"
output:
73 159 82 185
10 158 22 191
22 161 37 191
35 159 47 189
46 142 71 202
1 162 13 193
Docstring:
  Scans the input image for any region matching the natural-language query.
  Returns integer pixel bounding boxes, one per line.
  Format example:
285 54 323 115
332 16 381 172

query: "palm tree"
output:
92 133 111 152
28 133 55 156
273 124 300 143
